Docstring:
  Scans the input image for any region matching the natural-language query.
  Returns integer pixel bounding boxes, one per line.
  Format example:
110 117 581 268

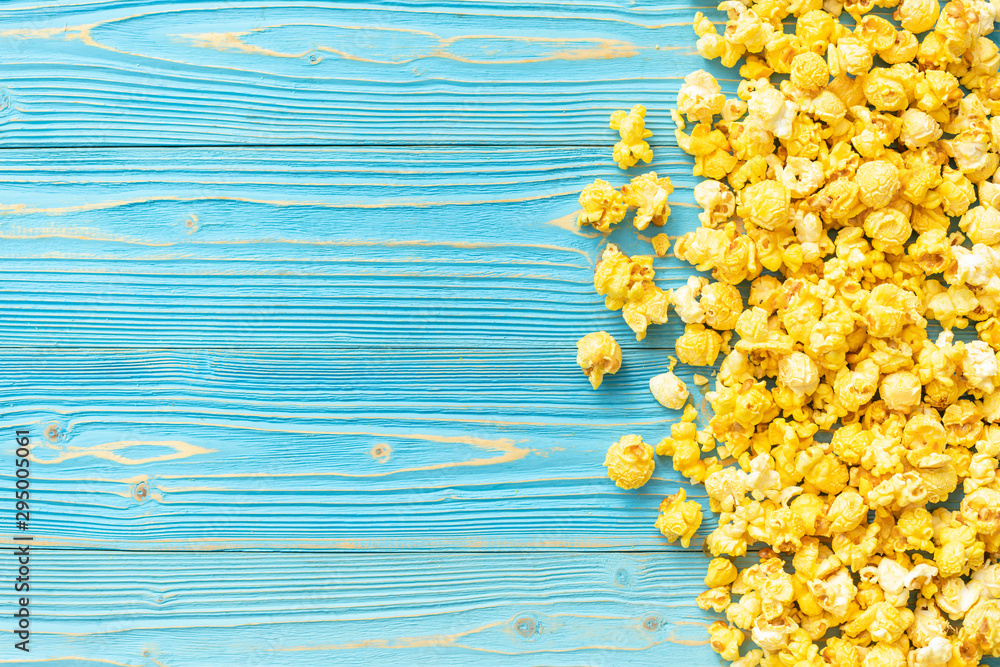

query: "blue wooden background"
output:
0 1 737 664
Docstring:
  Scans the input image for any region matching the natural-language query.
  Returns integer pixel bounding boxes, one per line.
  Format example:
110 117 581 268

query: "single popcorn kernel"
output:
622 172 673 230
790 51 829 90
604 434 655 489
576 331 622 390
649 371 690 409
609 104 653 169
655 488 703 547
577 179 626 232
651 233 671 257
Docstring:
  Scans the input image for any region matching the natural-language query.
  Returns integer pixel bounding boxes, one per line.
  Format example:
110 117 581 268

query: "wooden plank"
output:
0 550 716 665
0 145 701 348
1 347 712 550
0 0 734 147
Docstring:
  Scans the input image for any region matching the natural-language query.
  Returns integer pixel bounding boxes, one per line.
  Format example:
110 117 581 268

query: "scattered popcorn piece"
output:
655 488 703 547
576 331 622 390
610 105 653 169
578 179 626 232
604 434 655 489
649 371 690 409
622 172 674 230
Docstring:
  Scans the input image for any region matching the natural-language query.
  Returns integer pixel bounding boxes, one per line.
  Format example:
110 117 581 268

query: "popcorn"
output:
609 105 653 169
584 0 1000 660
678 70 727 124
576 331 622 390
649 371 689 409
676 323 724 366
578 179 626 231
655 488 703 547
603 434 655 489
622 172 673 230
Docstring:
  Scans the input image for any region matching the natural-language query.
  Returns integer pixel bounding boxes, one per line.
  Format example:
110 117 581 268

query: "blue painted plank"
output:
0 550 715 665
0 0 735 147
0 347 713 550
0 146 700 348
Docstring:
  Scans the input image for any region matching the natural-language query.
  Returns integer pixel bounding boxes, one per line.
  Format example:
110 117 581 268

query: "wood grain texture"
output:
0 347 714 550
0 145 702 348
0 0 736 147
0 550 716 665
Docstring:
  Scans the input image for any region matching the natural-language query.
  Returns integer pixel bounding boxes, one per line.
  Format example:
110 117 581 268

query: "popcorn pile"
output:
572 0 1000 662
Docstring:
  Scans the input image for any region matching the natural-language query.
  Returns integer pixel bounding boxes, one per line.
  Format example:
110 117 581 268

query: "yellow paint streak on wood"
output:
32 440 215 465
546 211 602 242
276 621 501 652
0 23 104 49
151 432 531 480
0 192 574 215
175 27 639 64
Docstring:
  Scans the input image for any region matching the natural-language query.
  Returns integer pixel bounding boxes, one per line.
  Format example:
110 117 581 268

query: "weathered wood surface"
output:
0 146 701 349
0 0 732 148
2 347 712 551
0 550 715 665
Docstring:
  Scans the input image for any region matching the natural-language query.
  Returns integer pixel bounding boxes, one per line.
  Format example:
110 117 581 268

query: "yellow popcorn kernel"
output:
698 587 732 612
900 161 942 207
701 281 743 330
960 205 1000 245
790 51 830 90
622 283 671 341
593 243 653 310
698 32 747 68
655 488 703 547
676 323 724 366
706 557 739 588
677 70 727 124
603 434 655 489
856 159 901 208
916 70 963 119
834 358 881 412
961 599 1000 657
651 233 671 257
693 11 717 38
894 0 940 33
621 172 673 230
828 488 868 532
721 2 775 53
907 228 954 274
861 283 925 339
578 179 626 232
823 637 863 666
694 179 736 227
864 208 912 254
709 621 745 662
900 108 943 150
843 601 914 643
796 10 837 54
609 104 653 170
738 179 791 231
576 331 622 390
862 66 914 112
879 29 920 64
858 15 898 51
808 177 864 221
961 487 1000 536
649 371 689 409
943 400 984 446
829 34 874 77
879 370 922 411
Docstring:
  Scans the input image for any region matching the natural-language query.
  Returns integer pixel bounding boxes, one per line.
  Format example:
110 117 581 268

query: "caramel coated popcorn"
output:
576 0 1000 661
